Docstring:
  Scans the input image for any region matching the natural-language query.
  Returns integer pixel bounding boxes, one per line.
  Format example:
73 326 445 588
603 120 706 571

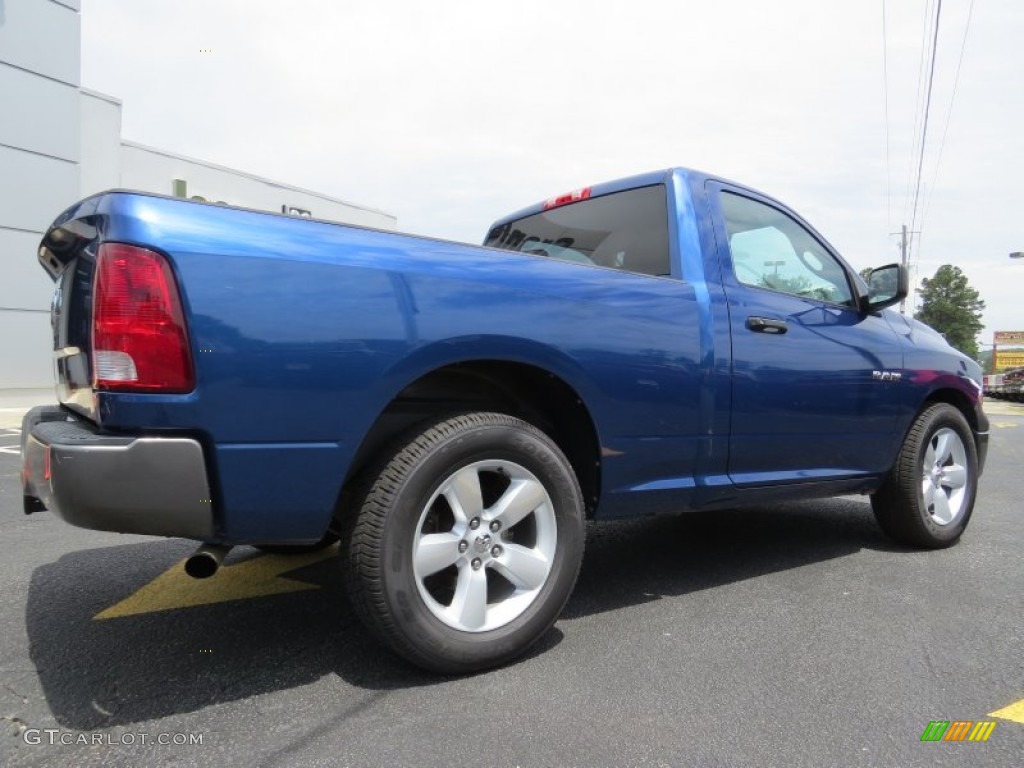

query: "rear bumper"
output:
21 405 214 539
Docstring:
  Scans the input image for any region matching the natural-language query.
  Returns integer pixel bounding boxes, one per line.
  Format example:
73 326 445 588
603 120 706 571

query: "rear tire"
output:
344 412 585 673
871 403 978 548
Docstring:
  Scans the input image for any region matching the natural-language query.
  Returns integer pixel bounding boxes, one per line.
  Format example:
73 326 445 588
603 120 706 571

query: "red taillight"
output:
92 243 194 393
542 187 592 210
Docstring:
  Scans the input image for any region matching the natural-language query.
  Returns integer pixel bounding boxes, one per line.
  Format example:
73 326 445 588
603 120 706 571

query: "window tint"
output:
484 185 670 278
719 191 853 305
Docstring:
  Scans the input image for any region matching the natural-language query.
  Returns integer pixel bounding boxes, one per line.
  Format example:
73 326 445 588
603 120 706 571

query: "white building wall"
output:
0 0 82 389
79 88 123 196
117 142 395 230
2 1 393 392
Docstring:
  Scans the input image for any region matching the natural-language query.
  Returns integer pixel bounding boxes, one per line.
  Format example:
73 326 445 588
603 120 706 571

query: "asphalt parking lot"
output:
2 402 1022 767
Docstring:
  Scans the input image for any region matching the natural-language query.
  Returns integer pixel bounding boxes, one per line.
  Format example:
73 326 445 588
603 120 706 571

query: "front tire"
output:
344 412 585 673
871 403 978 548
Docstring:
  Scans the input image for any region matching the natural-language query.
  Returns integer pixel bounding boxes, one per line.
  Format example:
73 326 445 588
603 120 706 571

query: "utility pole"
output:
899 224 908 314
890 224 917 314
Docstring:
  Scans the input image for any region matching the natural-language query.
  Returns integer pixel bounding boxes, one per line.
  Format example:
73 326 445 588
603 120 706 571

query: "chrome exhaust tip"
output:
184 543 232 579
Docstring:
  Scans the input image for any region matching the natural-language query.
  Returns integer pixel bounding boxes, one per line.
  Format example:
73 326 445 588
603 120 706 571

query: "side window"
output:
719 191 853 305
484 185 670 278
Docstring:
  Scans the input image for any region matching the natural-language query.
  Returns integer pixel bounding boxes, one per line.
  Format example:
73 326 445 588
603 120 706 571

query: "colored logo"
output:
920 720 996 742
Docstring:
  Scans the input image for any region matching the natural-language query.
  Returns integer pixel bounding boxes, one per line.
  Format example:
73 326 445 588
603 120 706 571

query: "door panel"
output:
709 184 904 484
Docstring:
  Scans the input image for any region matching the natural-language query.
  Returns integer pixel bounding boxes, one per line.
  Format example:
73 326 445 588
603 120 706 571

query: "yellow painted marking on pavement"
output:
94 546 337 619
989 697 1024 724
991 421 1019 429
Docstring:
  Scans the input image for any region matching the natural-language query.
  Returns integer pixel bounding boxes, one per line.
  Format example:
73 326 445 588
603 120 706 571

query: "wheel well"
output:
922 388 979 432
343 361 601 517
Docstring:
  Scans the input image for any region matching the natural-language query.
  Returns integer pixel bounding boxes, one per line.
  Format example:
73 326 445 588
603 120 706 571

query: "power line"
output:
902 0 934 227
919 0 975 244
882 0 892 231
908 0 942 266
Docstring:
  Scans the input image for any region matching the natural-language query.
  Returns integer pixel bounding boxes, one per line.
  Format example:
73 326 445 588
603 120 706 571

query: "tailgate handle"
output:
746 316 788 334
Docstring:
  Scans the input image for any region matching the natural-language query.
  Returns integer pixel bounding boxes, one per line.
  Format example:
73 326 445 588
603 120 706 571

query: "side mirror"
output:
860 263 908 312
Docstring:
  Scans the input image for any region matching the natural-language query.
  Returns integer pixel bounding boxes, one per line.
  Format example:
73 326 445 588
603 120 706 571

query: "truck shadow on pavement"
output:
563 496 893 620
26 496 892 729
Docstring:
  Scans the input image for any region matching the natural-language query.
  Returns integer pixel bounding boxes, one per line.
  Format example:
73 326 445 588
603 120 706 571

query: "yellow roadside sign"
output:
994 351 1024 370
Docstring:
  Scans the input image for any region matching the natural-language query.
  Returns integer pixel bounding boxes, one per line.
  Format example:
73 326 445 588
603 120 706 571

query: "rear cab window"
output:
484 185 670 278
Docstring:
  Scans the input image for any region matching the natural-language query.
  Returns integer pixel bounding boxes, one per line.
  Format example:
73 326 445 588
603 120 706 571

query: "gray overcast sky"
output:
81 0 1023 341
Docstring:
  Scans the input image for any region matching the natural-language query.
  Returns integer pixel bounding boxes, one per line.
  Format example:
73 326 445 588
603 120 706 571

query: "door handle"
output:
746 316 788 334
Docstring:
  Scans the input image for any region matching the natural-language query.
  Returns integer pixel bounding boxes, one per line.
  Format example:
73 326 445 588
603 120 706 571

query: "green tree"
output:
914 265 985 359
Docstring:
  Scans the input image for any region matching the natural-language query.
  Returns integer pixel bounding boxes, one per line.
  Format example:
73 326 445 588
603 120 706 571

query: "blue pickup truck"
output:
21 167 988 672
